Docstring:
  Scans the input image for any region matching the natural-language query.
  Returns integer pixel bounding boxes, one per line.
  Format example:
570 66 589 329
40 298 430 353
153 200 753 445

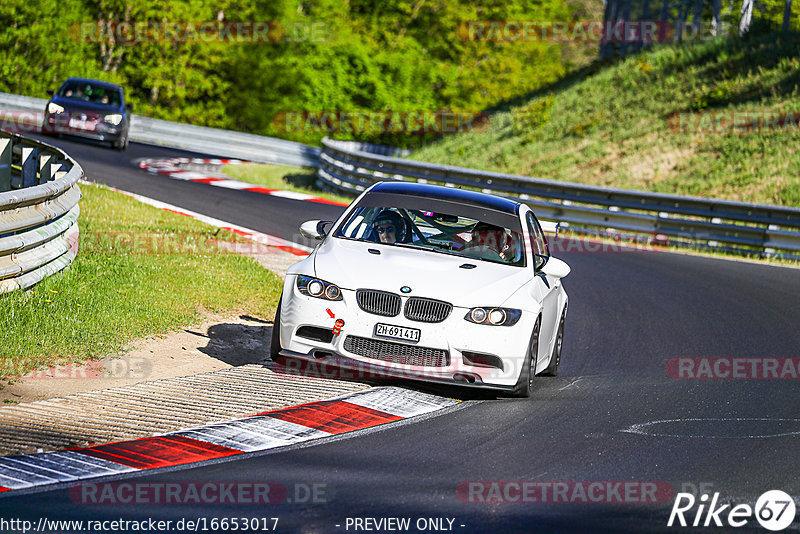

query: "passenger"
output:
466 222 510 262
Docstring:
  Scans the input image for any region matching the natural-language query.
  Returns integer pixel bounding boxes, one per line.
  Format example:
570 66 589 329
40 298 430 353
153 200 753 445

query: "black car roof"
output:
369 181 520 215
62 78 123 91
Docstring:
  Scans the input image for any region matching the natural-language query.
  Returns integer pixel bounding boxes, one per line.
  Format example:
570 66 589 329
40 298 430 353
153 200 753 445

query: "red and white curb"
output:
0 387 457 494
82 181 313 257
137 157 346 206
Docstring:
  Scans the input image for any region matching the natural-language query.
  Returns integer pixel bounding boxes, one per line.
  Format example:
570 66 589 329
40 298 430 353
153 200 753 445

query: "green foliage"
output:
0 0 101 94
0 0 580 147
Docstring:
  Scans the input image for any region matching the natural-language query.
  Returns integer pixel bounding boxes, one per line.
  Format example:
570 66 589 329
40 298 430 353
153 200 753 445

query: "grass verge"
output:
0 182 284 378
221 163 352 205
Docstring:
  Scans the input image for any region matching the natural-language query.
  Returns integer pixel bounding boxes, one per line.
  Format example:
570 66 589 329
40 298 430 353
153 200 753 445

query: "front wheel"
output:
509 316 541 398
113 132 128 151
270 297 283 362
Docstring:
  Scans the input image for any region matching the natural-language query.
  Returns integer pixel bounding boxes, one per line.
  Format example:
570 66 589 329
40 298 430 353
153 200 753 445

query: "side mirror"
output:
47 90 54 96
299 220 332 240
540 257 570 279
125 103 133 112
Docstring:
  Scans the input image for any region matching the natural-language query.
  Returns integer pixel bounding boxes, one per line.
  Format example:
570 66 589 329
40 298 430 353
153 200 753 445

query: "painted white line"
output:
270 190 316 200
169 171 212 180
621 417 800 438
209 179 257 190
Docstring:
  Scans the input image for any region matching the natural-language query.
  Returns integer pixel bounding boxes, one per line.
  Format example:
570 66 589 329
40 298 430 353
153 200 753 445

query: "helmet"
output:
371 209 408 243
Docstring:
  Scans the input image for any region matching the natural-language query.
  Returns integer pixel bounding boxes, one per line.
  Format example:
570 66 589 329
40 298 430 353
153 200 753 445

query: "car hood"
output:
312 238 530 307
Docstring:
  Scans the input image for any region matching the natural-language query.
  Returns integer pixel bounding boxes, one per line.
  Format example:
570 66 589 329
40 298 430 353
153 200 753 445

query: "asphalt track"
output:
1 136 799 533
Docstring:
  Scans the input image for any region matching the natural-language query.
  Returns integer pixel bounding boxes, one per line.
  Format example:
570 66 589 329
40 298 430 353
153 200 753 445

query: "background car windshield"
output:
334 205 526 267
59 82 122 106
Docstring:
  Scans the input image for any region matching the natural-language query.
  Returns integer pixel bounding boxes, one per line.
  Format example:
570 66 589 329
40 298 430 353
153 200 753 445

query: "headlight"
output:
465 307 521 326
105 114 123 125
297 275 343 301
48 102 64 114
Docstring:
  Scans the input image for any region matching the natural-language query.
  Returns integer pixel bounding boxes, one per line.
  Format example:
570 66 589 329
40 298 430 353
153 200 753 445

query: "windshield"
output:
59 81 122 107
334 198 526 267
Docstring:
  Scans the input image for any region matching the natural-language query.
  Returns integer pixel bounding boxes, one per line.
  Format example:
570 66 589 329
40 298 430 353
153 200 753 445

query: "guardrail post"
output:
0 138 11 192
39 153 53 183
21 147 36 188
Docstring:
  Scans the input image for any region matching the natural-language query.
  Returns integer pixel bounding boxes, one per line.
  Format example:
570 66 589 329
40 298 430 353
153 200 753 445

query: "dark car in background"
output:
42 78 132 150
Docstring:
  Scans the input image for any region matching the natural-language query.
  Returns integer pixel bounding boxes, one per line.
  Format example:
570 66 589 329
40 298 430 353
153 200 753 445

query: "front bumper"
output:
43 113 125 142
280 276 535 388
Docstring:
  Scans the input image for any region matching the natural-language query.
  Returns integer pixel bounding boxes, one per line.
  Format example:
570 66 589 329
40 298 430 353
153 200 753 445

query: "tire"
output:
270 297 283 362
541 307 566 377
114 132 128 151
509 316 541 398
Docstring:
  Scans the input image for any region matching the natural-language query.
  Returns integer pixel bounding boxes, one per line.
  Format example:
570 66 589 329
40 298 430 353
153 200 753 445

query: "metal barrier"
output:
0 92 319 168
318 137 800 258
0 131 82 293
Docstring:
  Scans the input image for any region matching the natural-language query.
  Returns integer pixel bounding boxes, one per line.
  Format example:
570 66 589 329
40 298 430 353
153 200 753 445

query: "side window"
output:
526 213 549 271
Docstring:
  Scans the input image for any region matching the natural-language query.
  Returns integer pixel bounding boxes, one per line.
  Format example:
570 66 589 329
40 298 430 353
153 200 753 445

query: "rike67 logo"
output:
668 490 796 531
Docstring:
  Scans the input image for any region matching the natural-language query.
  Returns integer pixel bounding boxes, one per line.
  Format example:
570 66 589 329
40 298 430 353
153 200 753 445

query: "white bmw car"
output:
271 181 570 397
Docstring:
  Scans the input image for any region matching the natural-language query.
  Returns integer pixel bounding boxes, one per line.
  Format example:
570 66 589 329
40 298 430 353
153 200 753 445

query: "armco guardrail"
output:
0 92 319 168
318 137 800 258
0 131 81 293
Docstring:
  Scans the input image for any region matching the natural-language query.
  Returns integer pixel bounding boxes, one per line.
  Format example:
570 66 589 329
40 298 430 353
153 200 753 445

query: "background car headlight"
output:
47 102 64 114
297 275 343 301
465 307 521 326
105 114 123 125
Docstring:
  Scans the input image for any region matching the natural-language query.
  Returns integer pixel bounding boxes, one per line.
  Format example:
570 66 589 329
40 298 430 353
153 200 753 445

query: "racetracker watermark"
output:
457 20 673 43
549 235 661 253
271 110 489 135
70 21 330 44
666 357 800 379
0 357 151 381
0 110 43 134
668 111 800 134
70 481 327 505
274 355 498 383
80 231 290 256
456 481 674 504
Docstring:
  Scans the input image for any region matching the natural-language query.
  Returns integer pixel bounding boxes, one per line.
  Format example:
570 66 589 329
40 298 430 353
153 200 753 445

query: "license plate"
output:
69 117 94 130
374 323 421 343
